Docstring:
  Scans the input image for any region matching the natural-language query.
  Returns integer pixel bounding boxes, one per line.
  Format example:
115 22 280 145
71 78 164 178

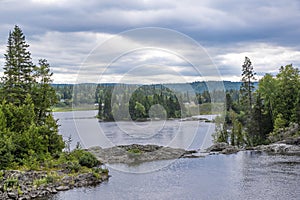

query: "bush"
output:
66 161 81 173
78 152 99 168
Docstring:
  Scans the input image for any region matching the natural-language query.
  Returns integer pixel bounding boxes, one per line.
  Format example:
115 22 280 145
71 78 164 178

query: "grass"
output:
127 148 143 154
52 106 97 112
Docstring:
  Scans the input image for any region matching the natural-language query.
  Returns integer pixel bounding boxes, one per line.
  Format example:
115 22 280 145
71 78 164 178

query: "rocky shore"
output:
205 137 300 156
88 144 198 164
87 138 300 166
0 169 109 200
8 138 296 200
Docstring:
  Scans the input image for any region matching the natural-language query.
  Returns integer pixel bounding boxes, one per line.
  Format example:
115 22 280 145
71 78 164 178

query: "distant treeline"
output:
53 81 245 106
52 81 243 120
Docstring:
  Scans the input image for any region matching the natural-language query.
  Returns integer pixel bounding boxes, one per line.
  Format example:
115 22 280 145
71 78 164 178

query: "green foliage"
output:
274 114 287 132
214 115 228 143
134 102 146 119
4 178 19 191
0 26 64 170
56 149 100 172
97 84 184 121
127 148 142 154
1 25 34 105
66 161 81 173
240 56 256 112
215 60 300 147
33 177 48 187
78 151 100 168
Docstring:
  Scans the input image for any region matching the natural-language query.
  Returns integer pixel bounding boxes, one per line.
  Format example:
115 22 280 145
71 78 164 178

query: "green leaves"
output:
0 26 64 169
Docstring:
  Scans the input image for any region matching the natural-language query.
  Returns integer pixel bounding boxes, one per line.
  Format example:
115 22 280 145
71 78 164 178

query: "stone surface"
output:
205 142 240 154
56 186 70 191
88 144 199 164
255 143 300 155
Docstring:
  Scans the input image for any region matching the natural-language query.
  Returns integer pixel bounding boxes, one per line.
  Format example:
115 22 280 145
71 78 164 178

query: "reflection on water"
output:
54 110 214 151
51 111 300 200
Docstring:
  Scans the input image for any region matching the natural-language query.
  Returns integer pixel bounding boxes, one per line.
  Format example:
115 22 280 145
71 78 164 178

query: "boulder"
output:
257 143 300 155
206 143 240 154
221 146 240 154
206 142 230 152
7 192 18 199
56 185 70 191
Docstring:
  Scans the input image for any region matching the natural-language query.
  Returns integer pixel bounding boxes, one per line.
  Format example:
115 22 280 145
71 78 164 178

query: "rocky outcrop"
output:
255 143 300 155
88 144 199 164
206 137 300 155
205 142 240 154
276 137 300 145
0 169 109 200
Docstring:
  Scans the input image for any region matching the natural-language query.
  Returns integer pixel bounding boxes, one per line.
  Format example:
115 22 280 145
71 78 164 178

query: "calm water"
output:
51 111 300 200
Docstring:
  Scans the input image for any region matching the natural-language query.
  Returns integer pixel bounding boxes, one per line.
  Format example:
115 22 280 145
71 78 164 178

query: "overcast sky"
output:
0 0 300 83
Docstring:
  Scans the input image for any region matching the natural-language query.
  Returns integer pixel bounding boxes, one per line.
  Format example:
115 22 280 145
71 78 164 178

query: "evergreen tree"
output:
240 57 256 112
274 65 300 124
32 59 58 125
240 57 257 145
1 25 34 105
0 26 64 167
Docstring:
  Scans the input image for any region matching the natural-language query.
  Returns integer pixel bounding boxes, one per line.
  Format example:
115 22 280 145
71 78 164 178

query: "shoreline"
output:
3 139 298 199
205 137 300 156
0 169 109 200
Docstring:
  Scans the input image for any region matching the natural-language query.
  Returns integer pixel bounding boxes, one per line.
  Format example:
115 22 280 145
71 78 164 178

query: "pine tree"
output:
240 57 256 112
240 57 257 145
1 25 34 105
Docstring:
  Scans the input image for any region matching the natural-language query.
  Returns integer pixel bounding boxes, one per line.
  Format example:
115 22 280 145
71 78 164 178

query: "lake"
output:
49 111 300 200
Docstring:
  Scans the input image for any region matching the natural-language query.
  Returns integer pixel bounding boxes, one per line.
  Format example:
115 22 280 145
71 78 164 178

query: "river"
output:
50 111 300 200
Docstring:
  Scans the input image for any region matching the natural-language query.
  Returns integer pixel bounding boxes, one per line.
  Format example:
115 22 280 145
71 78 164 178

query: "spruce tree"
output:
32 59 58 125
2 25 34 105
0 26 64 164
240 57 256 112
239 57 257 145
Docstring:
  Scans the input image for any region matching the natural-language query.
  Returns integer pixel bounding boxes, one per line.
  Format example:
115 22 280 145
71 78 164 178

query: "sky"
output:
0 0 300 83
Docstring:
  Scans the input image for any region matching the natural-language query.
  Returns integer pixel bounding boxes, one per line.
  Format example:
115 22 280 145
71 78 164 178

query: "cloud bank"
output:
0 0 299 83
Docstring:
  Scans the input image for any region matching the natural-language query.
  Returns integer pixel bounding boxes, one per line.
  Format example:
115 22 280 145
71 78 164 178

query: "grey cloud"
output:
0 0 300 83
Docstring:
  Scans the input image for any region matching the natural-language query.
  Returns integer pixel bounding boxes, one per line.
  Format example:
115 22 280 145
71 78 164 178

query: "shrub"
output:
78 152 99 168
66 161 81 173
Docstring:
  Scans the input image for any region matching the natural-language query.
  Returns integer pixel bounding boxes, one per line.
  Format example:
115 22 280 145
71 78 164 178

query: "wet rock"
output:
221 146 240 154
29 191 40 199
206 143 240 154
7 192 18 199
276 137 300 145
56 186 70 191
18 195 31 200
256 143 300 155
51 188 58 194
206 142 229 152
